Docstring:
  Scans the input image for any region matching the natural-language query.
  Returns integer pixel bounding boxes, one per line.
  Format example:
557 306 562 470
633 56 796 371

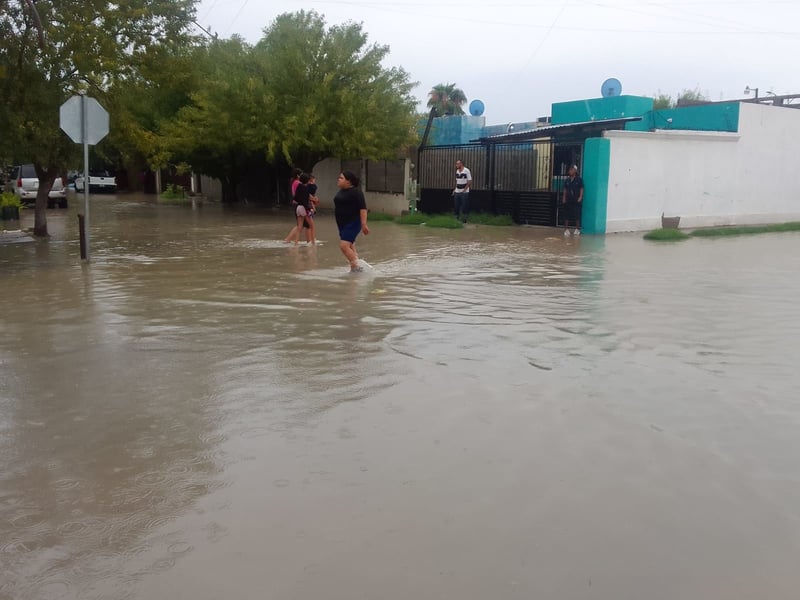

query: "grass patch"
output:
368 211 396 222
643 228 690 241
158 196 193 206
159 184 195 205
397 212 428 225
426 215 464 229
468 213 514 226
690 222 800 237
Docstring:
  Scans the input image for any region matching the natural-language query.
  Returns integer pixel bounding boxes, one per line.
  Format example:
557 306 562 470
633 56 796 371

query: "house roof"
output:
473 116 643 143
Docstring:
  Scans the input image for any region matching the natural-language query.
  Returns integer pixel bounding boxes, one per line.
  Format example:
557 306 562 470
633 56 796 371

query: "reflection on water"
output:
1 195 800 599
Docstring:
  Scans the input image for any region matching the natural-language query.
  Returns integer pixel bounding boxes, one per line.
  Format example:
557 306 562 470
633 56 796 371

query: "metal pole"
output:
81 93 90 261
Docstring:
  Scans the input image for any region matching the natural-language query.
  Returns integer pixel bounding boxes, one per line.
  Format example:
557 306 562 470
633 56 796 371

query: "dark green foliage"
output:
367 212 396 222
468 213 514 226
643 228 690 241
0 0 199 234
690 222 800 237
426 215 464 229
397 212 428 225
427 83 467 116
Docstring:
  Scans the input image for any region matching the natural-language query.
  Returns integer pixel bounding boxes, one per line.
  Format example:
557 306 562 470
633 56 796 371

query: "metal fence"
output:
418 140 558 226
366 159 405 194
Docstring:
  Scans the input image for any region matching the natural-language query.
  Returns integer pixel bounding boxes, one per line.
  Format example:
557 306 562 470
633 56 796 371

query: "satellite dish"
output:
601 78 622 98
469 99 485 116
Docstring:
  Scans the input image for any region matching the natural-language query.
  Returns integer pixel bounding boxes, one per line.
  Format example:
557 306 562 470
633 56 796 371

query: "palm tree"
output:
427 83 467 116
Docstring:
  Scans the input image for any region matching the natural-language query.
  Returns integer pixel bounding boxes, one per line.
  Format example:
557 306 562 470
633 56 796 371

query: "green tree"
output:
0 0 198 236
101 43 201 190
676 88 708 106
653 92 674 110
160 37 267 202
427 83 467 116
161 11 418 202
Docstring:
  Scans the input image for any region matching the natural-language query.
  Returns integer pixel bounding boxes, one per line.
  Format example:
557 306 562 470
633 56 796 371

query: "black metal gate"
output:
418 140 558 226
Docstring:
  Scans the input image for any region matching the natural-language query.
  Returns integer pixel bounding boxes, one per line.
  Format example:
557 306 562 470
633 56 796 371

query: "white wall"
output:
312 158 410 216
604 103 800 232
199 158 410 212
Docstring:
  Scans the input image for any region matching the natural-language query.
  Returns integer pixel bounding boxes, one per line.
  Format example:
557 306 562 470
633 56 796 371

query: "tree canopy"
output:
0 0 199 235
427 83 467 116
2 4 419 224
158 11 418 201
651 88 709 110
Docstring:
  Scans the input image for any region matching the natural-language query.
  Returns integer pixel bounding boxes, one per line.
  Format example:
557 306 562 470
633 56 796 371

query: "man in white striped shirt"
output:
453 159 472 223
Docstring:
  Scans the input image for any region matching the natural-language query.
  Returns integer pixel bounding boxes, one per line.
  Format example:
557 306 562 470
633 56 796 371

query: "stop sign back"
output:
60 95 109 145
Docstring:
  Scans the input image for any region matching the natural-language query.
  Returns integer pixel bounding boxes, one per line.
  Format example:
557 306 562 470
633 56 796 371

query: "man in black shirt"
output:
562 165 584 236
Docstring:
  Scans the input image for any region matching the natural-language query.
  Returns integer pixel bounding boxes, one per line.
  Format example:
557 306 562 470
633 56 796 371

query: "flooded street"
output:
2 194 800 599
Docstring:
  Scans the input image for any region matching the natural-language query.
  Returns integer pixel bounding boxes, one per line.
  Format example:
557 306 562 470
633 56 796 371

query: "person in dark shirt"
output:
287 173 316 245
562 165 584 236
333 170 369 272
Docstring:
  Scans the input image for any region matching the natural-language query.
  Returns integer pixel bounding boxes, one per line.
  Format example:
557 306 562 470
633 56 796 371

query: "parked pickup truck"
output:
75 171 116 193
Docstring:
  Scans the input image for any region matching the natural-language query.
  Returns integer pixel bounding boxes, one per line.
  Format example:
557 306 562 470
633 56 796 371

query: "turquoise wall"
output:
581 138 611 235
646 102 740 132
552 96 654 126
424 115 486 145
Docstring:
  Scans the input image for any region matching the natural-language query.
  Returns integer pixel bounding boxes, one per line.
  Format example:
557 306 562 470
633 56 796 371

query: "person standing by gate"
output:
562 165 584 236
453 159 472 223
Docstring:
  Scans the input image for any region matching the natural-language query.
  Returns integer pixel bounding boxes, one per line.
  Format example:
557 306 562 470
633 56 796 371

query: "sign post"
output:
59 94 109 261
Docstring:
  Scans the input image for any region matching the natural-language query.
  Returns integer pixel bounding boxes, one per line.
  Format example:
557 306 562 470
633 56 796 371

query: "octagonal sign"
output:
60 95 109 145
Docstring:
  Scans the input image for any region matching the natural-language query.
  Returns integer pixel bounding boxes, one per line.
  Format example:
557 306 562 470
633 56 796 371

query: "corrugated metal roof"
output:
473 116 643 143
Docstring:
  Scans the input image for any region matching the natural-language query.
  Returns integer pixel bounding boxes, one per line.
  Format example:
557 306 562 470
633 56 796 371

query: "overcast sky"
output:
195 0 800 125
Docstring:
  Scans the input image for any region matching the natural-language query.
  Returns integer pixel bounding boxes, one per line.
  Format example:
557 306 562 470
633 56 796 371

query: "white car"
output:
8 164 68 208
75 170 117 193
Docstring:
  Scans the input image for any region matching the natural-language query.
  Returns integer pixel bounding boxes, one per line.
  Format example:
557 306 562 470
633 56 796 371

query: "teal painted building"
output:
421 95 748 233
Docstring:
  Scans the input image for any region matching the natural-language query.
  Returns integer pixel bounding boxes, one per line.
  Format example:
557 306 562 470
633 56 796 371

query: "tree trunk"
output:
32 170 57 237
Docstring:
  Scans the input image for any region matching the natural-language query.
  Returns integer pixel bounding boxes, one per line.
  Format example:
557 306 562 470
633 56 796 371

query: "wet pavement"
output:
2 193 800 599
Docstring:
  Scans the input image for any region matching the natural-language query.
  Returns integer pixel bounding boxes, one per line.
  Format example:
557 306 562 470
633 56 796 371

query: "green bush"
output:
643 228 690 241
397 212 428 225
426 215 464 229
0 191 22 208
160 184 185 200
468 212 514 226
368 211 396 222
159 196 192 205
690 222 800 237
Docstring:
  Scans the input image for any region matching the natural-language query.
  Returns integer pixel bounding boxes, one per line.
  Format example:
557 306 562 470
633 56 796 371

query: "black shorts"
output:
563 201 581 222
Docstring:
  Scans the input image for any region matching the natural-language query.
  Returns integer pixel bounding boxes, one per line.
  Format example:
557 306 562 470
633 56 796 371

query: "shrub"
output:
690 222 800 237
426 215 464 229
397 212 428 225
160 184 185 200
368 211 396 222
468 212 514 226
0 191 22 208
643 228 690 241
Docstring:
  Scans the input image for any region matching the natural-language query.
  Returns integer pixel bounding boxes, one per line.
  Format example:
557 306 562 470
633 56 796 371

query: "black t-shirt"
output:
564 176 584 203
334 186 367 227
294 183 311 210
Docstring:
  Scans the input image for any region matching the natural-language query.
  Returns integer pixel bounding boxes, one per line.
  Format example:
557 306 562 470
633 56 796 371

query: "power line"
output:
520 0 570 73
225 0 251 36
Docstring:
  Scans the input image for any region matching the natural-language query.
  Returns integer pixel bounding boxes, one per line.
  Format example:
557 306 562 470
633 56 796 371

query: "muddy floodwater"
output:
2 194 800 599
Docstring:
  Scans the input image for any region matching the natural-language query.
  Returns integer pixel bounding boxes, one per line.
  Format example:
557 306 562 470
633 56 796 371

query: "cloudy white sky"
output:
195 0 800 125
